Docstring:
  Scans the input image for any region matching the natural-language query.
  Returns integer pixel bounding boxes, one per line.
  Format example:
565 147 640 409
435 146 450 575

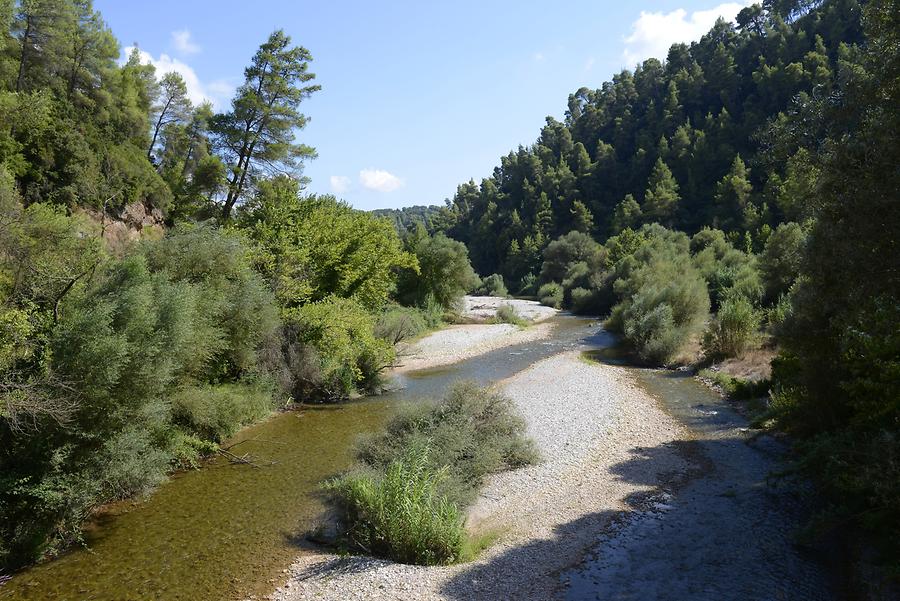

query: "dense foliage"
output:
436 0 862 285
0 0 478 571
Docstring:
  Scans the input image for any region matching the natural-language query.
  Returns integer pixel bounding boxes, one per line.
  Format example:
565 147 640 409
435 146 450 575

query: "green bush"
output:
494 304 528 326
327 382 536 565
354 381 537 507
699 369 770 400
286 296 394 399
474 273 508 297
759 222 806 303
539 231 605 284
396 233 479 311
324 446 465 566
375 306 429 345
608 230 710 364
691 228 762 310
517 273 538 296
170 383 275 443
538 282 563 309
766 292 793 337
702 295 762 358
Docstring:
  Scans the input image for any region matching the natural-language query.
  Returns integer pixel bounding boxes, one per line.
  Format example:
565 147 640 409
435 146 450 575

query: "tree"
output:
759 221 805 302
60 0 117 103
539 230 604 284
148 71 190 161
212 30 320 219
643 158 680 224
569 199 593 233
611 194 642 233
239 176 415 312
714 155 754 230
396 233 478 310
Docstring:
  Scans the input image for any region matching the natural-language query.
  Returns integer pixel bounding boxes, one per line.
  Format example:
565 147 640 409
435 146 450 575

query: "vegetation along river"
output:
1 313 832 600
1 315 596 601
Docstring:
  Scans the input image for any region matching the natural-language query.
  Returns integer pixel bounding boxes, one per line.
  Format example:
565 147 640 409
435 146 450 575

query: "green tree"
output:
642 158 680 224
396 233 478 310
148 71 191 161
213 30 320 219
714 155 754 231
611 193 642 233
239 176 415 311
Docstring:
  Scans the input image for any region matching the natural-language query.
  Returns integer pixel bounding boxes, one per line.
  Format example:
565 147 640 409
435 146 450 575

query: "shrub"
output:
759 222 806 303
517 273 538 296
286 296 394 399
538 282 563 309
702 295 762 358
396 233 479 311
474 273 508 297
494 304 528 326
354 381 538 506
539 231 605 284
766 292 793 337
324 446 465 565
375 306 429 345
699 369 770 400
691 228 762 309
170 382 275 443
609 233 710 364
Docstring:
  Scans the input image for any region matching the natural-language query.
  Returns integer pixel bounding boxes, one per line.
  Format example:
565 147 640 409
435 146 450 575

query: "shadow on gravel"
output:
439 435 838 601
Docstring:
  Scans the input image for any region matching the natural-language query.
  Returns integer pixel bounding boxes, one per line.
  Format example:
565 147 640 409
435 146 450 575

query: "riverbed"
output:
0 313 837 601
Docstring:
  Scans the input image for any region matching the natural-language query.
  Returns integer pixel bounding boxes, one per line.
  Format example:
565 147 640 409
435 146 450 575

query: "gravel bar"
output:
263 352 688 601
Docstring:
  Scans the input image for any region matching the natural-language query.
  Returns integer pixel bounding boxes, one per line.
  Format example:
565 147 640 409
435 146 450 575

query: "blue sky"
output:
95 0 749 211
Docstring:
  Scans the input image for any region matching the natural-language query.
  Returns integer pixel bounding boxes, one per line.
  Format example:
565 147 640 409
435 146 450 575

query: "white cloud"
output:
123 46 233 109
171 29 200 55
584 57 596 72
359 169 403 193
622 2 750 66
533 52 545 63
330 175 351 194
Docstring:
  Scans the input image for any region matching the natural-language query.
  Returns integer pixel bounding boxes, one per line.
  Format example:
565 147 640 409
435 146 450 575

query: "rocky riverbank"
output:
393 296 557 373
263 351 688 601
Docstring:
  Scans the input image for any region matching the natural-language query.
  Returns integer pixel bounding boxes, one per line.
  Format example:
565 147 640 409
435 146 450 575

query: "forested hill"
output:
438 0 862 281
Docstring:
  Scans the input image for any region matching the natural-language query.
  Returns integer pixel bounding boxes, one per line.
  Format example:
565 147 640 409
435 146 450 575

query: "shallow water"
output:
1 315 603 601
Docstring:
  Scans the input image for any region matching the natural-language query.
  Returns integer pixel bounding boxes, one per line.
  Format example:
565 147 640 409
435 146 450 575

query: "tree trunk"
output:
148 96 174 160
16 17 33 93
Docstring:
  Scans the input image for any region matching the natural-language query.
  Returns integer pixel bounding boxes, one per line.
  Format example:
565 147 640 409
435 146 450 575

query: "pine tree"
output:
643 158 680 224
212 30 320 219
714 155 753 230
611 193 642 233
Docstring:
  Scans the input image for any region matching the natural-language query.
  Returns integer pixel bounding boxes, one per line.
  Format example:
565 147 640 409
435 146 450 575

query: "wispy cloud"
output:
622 2 750 66
533 51 546 63
584 56 596 72
359 169 403 193
171 29 201 55
123 47 233 109
330 175 351 194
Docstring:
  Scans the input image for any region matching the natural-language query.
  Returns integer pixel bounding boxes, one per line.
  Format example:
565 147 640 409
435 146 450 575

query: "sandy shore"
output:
392 296 558 373
266 352 689 601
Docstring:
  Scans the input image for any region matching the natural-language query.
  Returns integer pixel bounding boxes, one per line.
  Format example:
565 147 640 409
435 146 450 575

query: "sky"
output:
95 0 750 211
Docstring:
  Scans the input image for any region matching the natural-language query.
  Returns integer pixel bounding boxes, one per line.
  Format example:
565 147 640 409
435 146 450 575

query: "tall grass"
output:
324 446 465 565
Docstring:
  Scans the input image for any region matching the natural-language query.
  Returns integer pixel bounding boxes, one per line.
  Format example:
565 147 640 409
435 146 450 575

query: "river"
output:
0 314 835 601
